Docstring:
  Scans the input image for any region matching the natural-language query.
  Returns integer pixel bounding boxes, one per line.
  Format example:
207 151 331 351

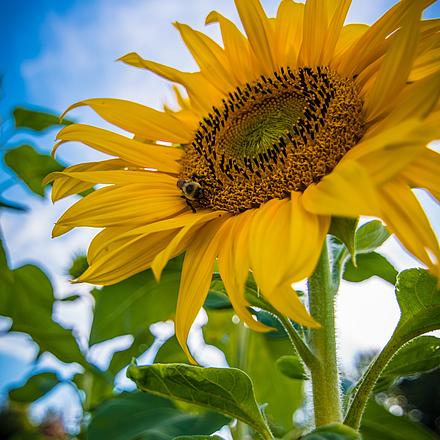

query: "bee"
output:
177 178 204 213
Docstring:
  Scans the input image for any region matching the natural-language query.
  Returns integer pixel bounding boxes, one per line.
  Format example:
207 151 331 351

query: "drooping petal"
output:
79 212 216 284
379 180 439 277
302 160 380 217
62 99 193 143
151 210 231 281
175 216 229 363
217 211 271 332
234 0 276 75
400 148 440 201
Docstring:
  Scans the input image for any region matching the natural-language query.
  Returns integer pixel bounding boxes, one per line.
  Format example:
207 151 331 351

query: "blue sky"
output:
1 0 440 430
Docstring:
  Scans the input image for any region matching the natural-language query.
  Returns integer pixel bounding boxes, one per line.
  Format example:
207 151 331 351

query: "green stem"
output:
308 238 342 426
276 314 318 371
344 334 401 430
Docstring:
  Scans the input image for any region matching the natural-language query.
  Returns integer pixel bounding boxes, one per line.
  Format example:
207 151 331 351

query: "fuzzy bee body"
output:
177 179 204 212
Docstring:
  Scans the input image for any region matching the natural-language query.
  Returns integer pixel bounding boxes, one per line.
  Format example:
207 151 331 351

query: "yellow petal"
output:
298 0 328 67
173 22 235 93
332 24 369 65
365 1 423 121
53 184 185 236
205 11 256 84
302 160 380 217
55 124 182 172
262 283 320 328
45 159 130 202
152 210 231 281
338 0 434 76
379 180 439 276
273 0 304 67
175 216 228 363
62 99 193 144
80 229 178 285
217 211 271 332
119 53 222 115
234 0 276 75
80 212 215 284
53 170 176 186
321 0 352 65
400 148 440 201
371 69 440 133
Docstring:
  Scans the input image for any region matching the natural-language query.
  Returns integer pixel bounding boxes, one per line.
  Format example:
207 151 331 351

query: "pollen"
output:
179 66 365 213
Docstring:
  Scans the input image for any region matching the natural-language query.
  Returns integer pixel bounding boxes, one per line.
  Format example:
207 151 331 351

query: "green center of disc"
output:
220 93 304 159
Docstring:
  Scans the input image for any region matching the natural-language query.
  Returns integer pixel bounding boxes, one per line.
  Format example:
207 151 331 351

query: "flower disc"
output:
179 66 365 213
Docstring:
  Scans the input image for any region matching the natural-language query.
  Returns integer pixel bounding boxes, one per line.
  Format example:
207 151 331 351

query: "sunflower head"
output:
46 0 440 361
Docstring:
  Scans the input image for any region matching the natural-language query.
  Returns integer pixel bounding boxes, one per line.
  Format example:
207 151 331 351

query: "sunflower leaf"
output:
302 423 361 439
13 107 73 131
8 372 60 403
375 336 440 392
126 362 271 439
4 145 64 197
343 252 398 285
394 269 440 341
89 256 182 346
329 217 358 258
87 392 228 440
0 263 87 367
355 221 390 254
276 355 308 380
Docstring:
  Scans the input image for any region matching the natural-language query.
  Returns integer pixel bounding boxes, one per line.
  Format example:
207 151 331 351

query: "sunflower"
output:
46 0 440 360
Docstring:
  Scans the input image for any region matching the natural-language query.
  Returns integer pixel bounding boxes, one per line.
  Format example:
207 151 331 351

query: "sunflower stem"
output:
308 238 342 426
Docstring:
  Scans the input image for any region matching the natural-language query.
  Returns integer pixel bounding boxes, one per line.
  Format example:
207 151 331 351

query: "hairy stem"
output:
308 238 342 426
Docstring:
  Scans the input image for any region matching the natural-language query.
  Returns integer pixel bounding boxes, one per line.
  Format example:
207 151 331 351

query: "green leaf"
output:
361 400 438 440
380 336 440 382
329 217 358 258
127 363 271 439
355 221 390 254
302 423 361 439
87 392 228 440
9 372 60 403
13 107 73 131
394 269 440 341
0 264 87 367
68 255 89 279
343 252 397 285
4 145 64 197
203 308 304 432
89 257 182 346
276 356 308 380
155 336 188 365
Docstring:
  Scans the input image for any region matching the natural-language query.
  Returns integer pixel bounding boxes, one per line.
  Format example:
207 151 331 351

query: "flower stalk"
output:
308 238 343 426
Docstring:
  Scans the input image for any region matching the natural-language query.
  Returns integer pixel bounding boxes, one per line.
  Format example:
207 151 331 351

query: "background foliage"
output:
1 108 439 440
